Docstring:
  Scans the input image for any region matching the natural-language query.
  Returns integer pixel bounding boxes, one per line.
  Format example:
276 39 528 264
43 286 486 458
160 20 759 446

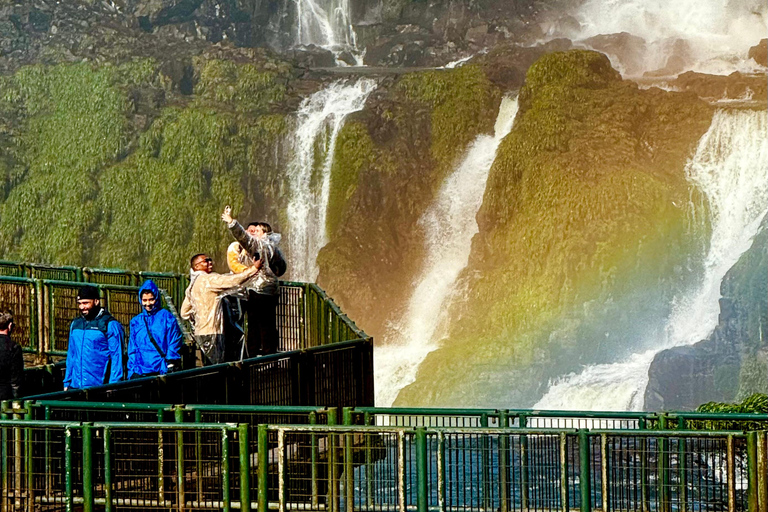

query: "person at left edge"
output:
127 280 183 379
63 285 125 390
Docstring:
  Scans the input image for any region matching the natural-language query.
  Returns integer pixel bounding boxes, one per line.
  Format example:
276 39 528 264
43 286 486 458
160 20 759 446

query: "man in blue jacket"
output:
63 285 125 390
127 280 183 378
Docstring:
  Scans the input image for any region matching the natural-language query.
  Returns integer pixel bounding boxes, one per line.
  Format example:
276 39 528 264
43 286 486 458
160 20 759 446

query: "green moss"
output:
398 65 498 175
195 58 289 114
326 122 374 238
395 51 713 407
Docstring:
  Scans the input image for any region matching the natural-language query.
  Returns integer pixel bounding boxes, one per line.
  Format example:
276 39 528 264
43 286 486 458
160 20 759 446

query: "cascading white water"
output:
375 96 520 407
285 79 377 282
534 108 768 411
563 0 767 75
295 0 364 65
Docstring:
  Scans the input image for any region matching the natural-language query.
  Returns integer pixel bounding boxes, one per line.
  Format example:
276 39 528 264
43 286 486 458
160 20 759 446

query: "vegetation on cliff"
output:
0 55 291 271
395 50 714 407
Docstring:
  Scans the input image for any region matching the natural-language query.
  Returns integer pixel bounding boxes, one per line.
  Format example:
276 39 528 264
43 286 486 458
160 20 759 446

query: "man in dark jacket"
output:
0 309 23 400
222 206 287 356
127 280 184 378
63 285 125 390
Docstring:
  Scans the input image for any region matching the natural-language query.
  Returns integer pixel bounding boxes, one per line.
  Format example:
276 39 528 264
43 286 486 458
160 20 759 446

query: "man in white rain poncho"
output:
221 206 286 357
180 253 260 364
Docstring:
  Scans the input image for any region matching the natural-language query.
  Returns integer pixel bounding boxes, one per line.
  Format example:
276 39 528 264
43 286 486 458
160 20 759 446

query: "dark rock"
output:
748 38 767 67
670 71 767 102
581 32 647 76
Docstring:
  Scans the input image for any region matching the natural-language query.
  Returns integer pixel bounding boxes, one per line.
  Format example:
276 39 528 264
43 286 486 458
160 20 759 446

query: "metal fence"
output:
2 269 368 363
25 338 375 407
2 419 765 512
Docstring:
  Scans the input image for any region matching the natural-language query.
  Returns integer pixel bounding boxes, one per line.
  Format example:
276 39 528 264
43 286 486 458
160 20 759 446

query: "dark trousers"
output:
246 291 279 357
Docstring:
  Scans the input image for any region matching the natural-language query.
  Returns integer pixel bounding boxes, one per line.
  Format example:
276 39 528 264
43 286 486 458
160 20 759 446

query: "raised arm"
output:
222 206 261 259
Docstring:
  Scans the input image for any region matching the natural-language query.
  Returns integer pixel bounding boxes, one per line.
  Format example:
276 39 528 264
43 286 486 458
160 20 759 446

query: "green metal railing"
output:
2 266 368 367
2 417 765 512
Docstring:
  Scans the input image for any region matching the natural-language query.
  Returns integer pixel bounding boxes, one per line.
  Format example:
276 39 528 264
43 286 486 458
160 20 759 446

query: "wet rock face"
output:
671 71 768 102
749 38 767 67
646 224 768 411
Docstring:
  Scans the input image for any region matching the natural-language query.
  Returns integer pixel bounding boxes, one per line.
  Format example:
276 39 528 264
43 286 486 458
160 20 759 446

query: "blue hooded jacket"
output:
127 280 183 378
64 307 125 390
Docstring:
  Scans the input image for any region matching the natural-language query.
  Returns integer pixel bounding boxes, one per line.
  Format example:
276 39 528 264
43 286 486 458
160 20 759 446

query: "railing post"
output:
677 420 687 512
748 431 758 512
65 426 73 512
481 413 490 510
176 408 186 512
24 406 34 510
727 435 736 512
258 425 269 512
278 429 286 512
416 428 428 512
579 430 591 512
601 434 608 512
499 411 510 512
104 427 113 512
397 431 406 512
758 431 767 512
82 423 94 512
520 414 530 511
345 430 353 512
239 423 251 512
309 412 319 509
342 407 353 426
0 401 7 512
437 431 446 512
560 432 569 512
222 427 231 512
658 417 670 512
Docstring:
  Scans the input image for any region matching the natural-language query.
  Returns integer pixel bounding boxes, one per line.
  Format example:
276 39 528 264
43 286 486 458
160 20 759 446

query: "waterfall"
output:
534 108 768 411
566 0 767 74
375 96 520 407
295 0 364 65
285 79 377 282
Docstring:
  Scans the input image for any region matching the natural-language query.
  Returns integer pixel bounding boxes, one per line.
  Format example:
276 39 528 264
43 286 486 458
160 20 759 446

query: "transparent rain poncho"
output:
226 220 286 297
180 268 256 364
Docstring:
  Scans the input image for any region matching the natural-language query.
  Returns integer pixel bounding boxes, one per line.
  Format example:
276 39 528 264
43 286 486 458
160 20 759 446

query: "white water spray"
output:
555 0 767 75
295 0 364 65
285 79 377 282
534 108 768 411
376 96 520 406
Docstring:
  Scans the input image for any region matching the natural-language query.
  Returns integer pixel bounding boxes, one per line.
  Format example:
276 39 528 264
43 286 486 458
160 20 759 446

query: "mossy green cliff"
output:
0 52 293 271
394 51 714 407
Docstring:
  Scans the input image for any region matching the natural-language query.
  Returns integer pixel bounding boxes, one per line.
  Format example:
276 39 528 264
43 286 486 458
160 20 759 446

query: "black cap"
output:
77 285 100 300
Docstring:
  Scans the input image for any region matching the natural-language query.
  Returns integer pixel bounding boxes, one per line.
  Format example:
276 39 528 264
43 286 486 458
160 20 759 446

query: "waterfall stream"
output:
534 108 768 411
294 0 363 64
285 79 377 282
375 96 520 406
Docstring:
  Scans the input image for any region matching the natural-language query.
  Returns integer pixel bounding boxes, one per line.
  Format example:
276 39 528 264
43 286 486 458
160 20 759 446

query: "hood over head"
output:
138 280 162 315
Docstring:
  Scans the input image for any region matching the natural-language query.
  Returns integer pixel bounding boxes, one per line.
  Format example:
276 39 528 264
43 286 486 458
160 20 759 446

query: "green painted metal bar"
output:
64 426 73 512
481 413 491 509
196 409 204 506
437 430 446 512
0 401 7 511
104 427 113 512
176 407 186 512
748 431 758 512
239 423 251 512
600 433 608 512
727 435 736 512
758 431 768 512
678 421 688 512
499 410 510 512
222 427 231 512
560 432 569 512
520 413 530 511
258 424 268 512
82 423 93 512
658 416 670 512
24 406 34 509
579 430 591 512
416 427 428 512
345 430 354 512
310 412 320 509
